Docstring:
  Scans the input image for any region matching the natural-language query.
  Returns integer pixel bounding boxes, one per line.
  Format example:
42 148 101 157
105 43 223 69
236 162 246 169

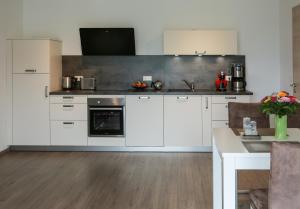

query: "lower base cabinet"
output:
164 96 203 147
126 95 164 147
50 121 87 146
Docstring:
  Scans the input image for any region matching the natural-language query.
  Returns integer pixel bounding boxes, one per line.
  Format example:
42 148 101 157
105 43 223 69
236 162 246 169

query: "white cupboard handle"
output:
177 96 188 100
44 86 48 98
205 97 209 109
63 96 74 100
63 122 74 125
25 69 37 73
139 96 150 100
225 96 237 100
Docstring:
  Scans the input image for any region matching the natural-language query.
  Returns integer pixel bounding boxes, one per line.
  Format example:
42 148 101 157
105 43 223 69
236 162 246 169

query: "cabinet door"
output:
164 96 203 147
13 74 50 145
212 104 229 121
202 96 212 146
164 30 237 55
13 40 50 74
126 95 164 147
51 121 87 146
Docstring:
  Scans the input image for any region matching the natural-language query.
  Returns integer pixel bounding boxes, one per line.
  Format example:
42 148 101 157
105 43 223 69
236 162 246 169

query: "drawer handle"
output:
63 96 74 100
225 105 228 108
25 69 36 73
177 96 189 100
225 122 229 126
63 105 74 108
205 97 209 109
225 96 237 100
63 122 74 125
139 96 150 100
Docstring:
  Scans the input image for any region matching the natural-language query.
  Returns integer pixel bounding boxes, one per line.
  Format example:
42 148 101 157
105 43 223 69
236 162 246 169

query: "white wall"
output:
22 0 282 101
0 0 23 151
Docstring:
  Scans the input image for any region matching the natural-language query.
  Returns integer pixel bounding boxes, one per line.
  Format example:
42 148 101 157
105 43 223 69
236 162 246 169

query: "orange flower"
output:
277 91 289 97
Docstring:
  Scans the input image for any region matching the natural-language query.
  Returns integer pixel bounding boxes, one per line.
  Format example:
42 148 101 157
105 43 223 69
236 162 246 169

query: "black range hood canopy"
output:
80 28 136 56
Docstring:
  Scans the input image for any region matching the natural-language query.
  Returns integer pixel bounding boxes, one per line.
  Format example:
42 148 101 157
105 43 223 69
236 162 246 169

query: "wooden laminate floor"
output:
0 152 213 209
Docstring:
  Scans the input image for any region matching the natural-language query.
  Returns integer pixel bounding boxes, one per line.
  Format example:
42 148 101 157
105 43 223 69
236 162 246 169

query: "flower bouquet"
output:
261 91 299 140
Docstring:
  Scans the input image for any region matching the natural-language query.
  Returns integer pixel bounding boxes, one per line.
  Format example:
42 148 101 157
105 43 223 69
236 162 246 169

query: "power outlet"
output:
143 76 152 82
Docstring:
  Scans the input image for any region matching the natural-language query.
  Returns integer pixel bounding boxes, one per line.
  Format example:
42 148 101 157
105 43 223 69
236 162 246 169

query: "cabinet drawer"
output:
50 104 87 120
212 104 228 120
212 121 229 128
212 96 250 104
50 95 87 104
51 121 87 146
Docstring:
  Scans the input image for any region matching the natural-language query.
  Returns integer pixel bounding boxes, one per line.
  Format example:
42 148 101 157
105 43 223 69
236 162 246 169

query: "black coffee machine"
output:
231 64 246 92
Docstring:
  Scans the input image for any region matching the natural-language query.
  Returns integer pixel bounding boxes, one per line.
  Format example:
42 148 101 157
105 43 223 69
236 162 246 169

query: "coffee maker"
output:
231 63 246 92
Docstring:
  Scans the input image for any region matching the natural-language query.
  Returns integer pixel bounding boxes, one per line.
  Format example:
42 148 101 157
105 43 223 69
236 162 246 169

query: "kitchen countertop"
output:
50 89 254 96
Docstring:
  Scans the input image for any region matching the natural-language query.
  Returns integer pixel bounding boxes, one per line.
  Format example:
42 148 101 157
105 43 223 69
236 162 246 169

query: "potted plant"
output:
261 91 299 140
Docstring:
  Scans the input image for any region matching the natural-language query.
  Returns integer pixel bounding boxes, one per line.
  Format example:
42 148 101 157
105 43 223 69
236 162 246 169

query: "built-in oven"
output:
88 98 125 137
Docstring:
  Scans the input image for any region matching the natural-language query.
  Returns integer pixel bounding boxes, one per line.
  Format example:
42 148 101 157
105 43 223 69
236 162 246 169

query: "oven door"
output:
88 107 124 137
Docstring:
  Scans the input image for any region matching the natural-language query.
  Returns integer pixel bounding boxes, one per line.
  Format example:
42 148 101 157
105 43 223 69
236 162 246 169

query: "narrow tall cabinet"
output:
10 39 62 145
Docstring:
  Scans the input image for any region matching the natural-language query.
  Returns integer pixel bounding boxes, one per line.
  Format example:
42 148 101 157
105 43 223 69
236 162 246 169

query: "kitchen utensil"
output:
151 80 163 90
62 76 73 90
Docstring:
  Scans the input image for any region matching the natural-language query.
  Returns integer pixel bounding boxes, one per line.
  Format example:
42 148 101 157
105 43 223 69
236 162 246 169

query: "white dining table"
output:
212 128 300 209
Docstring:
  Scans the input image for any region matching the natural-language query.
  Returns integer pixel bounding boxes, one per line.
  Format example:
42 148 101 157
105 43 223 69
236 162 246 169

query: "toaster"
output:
81 78 96 90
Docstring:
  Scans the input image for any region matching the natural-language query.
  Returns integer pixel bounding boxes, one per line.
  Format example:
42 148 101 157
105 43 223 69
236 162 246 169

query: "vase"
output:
275 115 288 140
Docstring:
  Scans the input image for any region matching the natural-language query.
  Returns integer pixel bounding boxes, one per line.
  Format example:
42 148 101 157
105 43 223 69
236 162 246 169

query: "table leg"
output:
223 157 237 209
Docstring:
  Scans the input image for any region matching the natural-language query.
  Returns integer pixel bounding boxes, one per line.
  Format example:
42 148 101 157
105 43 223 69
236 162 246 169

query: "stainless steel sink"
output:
167 89 210 92
242 141 272 153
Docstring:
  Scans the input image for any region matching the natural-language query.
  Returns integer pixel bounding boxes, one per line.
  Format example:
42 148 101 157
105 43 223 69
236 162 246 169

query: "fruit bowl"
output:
131 81 148 89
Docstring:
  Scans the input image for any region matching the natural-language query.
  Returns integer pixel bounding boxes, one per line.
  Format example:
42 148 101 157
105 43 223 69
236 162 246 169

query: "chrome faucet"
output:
182 80 195 91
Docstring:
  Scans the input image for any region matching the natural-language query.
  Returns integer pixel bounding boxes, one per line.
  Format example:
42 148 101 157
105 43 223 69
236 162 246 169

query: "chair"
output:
249 142 300 209
288 110 300 128
228 102 270 129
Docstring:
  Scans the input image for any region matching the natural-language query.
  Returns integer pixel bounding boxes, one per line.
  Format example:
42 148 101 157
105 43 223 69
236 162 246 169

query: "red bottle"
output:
215 72 228 91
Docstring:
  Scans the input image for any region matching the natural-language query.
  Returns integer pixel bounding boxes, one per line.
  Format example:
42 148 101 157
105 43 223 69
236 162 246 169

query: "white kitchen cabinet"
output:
164 96 203 147
11 39 62 146
202 96 212 146
211 95 250 104
164 30 238 55
126 95 164 147
211 95 250 132
50 104 87 121
50 95 87 104
212 104 229 121
12 39 61 75
13 74 50 145
212 121 229 128
50 95 88 146
50 121 87 146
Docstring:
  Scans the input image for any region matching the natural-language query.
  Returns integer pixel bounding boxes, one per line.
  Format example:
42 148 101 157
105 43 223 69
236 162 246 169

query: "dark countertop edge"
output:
50 90 254 96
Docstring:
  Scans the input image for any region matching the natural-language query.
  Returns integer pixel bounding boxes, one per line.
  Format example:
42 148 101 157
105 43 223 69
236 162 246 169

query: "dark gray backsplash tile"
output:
62 55 245 90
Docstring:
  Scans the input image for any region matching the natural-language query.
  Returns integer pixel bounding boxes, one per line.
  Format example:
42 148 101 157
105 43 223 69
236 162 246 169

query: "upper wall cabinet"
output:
164 30 238 56
13 40 52 74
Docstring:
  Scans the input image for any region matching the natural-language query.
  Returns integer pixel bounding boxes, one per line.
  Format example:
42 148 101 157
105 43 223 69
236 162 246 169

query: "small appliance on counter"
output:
215 71 228 91
231 63 246 92
73 76 83 90
62 76 74 90
81 77 96 90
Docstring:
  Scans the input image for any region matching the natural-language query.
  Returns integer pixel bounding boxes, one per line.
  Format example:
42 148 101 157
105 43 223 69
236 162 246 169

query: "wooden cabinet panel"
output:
13 40 50 74
126 95 164 147
13 74 50 145
164 30 238 55
50 104 87 121
50 95 87 104
164 96 203 147
51 121 87 146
